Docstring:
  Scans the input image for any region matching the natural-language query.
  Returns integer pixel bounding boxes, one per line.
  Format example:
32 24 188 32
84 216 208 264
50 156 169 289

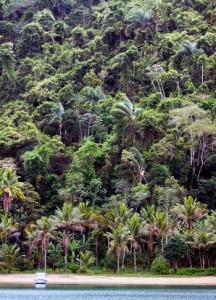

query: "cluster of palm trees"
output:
0 168 215 273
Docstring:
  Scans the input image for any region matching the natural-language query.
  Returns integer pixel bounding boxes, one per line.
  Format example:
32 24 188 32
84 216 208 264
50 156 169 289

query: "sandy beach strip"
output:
0 274 215 287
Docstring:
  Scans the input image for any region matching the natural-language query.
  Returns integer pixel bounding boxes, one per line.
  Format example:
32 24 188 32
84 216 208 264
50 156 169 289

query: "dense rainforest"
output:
0 0 215 274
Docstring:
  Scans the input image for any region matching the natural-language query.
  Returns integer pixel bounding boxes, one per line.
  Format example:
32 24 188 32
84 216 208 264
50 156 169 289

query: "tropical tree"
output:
0 42 15 81
173 40 203 71
154 211 171 254
126 213 142 272
171 195 208 231
32 216 57 272
48 102 65 140
169 105 216 180
181 229 195 268
0 214 19 244
54 202 84 271
47 242 63 271
107 202 133 228
0 168 25 213
121 147 147 184
76 250 95 273
190 230 216 269
79 202 102 232
0 243 20 273
125 8 154 36
106 225 130 273
111 94 142 145
164 236 187 273
140 204 157 267
68 238 80 263
207 210 216 232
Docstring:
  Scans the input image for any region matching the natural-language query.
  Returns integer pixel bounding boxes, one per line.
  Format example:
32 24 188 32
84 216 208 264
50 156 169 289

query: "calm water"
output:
0 286 216 300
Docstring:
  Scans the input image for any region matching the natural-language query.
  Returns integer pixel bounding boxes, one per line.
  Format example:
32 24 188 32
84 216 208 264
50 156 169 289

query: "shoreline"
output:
0 274 215 287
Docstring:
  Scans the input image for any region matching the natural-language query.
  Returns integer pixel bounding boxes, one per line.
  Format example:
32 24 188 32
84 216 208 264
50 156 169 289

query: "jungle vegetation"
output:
0 0 215 274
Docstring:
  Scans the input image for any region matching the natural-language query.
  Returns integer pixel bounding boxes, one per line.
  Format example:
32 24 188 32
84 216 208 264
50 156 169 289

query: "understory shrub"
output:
176 268 216 276
151 256 170 275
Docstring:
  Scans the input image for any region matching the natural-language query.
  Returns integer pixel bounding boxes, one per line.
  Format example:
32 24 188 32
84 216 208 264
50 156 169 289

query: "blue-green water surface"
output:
0 286 215 300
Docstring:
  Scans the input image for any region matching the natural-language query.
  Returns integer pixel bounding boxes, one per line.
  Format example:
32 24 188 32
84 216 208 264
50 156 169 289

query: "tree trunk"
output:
161 237 164 255
64 230 70 271
95 238 99 266
187 246 192 268
147 231 153 268
173 260 178 273
117 252 120 274
59 121 62 140
133 247 137 272
122 249 125 269
199 249 202 268
44 249 47 273
201 63 204 84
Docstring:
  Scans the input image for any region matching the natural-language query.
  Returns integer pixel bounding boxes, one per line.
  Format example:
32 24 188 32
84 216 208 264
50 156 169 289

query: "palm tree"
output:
171 195 208 231
191 230 216 268
0 168 25 212
111 95 142 145
0 244 20 273
78 202 103 264
107 202 133 228
105 225 130 273
48 102 65 140
0 214 19 244
178 41 202 57
121 147 147 184
181 228 195 268
23 223 37 260
47 242 63 271
140 204 157 268
79 202 103 232
174 40 203 80
154 211 171 255
206 210 216 232
76 250 95 273
32 216 57 272
125 8 154 35
54 202 84 271
126 213 142 272
68 237 80 263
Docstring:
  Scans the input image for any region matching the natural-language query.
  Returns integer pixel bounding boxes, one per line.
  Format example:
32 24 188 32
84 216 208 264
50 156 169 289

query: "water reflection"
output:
0 286 216 300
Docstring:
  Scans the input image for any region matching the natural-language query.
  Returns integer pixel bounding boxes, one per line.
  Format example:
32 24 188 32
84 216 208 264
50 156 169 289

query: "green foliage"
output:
76 250 95 273
0 42 15 80
151 256 170 275
0 243 20 273
164 236 187 261
0 0 215 275
176 268 216 276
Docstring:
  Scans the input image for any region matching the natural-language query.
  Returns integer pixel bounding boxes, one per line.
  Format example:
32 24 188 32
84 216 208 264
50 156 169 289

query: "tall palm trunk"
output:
187 246 192 268
38 249 42 270
95 238 99 266
133 246 137 272
121 249 126 269
3 192 11 213
63 230 70 271
117 251 120 274
147 231 153 268
44 248 47 272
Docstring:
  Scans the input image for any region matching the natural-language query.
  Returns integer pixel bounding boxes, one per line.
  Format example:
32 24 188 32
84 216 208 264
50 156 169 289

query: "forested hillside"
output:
0 0 215 273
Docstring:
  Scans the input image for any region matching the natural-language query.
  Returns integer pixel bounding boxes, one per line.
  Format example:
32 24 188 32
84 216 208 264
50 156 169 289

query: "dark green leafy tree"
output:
0 42 15 80
164 236 187 272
